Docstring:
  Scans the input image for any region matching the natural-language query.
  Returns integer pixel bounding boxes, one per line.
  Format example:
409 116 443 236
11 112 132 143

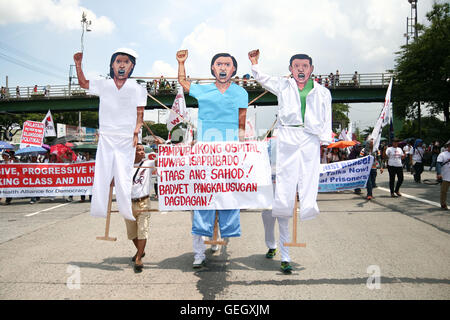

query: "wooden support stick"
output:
96 184 117 241
248 90 268 106
147 93 196 129
204 211 227 245
284 193 306 247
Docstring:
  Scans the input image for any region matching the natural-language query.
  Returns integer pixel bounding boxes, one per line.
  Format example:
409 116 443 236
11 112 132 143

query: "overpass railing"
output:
0 73 394 101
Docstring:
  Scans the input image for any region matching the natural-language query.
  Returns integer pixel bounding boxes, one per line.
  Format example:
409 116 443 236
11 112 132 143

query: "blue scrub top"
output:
190 82 248 142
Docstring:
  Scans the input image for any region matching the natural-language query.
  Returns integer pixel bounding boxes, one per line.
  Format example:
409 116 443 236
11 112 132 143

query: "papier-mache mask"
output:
109 48 138 79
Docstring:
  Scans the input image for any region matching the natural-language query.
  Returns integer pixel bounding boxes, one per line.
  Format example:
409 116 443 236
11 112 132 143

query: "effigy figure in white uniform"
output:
249 49 332 274
74 48 147 221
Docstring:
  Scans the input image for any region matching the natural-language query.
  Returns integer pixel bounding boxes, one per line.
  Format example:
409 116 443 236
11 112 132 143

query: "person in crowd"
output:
352 71 359 86
329 73 335 87
348 144 363 195
327 147 343 163
81 152 93 203
29 154 41 204
385 138 405 197
360 139 384 200
1 151 13 205
430 141 441 171
410 139 425 183
436 140 450 210
402 141 412 172
126 143 156 272
320 144 328 164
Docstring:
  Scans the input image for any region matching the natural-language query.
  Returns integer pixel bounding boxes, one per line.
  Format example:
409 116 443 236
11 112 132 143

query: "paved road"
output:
0 168 449 300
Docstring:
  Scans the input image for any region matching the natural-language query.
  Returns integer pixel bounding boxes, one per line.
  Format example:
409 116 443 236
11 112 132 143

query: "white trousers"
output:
191 212 205 260
90 133 135 221
273 127 320 220
262 210 291 262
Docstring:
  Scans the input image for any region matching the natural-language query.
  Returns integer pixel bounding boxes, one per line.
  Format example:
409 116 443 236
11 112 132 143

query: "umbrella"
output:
0 141 15 150
15 146 48 156
327 140 357 149
50 144 77 162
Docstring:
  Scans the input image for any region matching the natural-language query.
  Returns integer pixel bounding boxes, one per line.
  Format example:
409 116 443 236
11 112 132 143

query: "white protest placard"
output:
157 141 273 211
20 120 45 149
318 155 374 192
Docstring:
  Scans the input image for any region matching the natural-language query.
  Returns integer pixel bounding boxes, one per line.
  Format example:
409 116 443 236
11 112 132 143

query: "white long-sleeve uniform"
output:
252 64 332 220
88 78 147 221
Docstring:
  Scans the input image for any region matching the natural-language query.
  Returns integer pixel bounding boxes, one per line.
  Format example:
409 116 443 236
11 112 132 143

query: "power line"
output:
0 52 67 82
0 40 67 74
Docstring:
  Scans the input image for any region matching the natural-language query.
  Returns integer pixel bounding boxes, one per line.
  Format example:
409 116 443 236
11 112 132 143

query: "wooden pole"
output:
248 90 268 106
96 183 117 241
204 211 227 245
284 193 306 247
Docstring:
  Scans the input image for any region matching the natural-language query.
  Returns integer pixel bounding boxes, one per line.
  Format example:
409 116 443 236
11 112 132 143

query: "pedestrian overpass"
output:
0 73 393 113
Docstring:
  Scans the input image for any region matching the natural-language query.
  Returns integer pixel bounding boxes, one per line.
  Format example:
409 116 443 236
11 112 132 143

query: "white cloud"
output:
157 18 176 44
148 60 177 77
0 0 115 34
156 0 433 78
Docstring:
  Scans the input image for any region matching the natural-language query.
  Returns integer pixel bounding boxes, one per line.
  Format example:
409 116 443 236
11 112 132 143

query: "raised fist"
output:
176 50 188 63
248 49 260 64
73 52 83 64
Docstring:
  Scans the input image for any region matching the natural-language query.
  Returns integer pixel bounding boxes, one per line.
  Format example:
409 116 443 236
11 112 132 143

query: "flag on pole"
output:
369 78 393 151
42 110 56 137
167 87 187 133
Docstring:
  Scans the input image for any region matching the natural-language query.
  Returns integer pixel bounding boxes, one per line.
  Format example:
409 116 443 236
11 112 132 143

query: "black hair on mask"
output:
210 53 237 77
289 54 312 67
109 52 136 78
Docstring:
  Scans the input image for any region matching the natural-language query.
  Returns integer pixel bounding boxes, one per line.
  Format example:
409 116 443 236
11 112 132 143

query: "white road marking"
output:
25 203 71 217
377 187 441 207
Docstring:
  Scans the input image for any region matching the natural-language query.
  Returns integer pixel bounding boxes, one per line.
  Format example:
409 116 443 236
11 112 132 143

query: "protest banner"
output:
157 141 273 211
20 120 45 148
318 156 374 192
0 161 95 197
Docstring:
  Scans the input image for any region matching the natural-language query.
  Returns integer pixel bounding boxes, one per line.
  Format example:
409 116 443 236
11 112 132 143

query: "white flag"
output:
167 87 187 132
369 78 393 151
42 110 56 137
245 112 256 140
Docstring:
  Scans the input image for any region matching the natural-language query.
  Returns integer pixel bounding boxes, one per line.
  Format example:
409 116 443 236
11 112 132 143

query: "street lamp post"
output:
406 0 421 137
80 11 92 54
78 12 92 140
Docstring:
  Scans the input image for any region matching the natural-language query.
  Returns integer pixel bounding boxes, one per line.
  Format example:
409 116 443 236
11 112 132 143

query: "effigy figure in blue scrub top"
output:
176 49 248 268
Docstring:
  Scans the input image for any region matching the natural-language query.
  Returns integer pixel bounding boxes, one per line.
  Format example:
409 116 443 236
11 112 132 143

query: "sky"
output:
0 0 438 132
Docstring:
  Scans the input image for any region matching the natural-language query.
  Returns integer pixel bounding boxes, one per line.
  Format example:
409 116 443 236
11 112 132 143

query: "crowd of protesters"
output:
0 149 94 205
1 136 448 209
319 137 449 208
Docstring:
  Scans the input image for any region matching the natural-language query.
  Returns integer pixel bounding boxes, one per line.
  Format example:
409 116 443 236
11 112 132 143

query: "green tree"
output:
144 122 168 140
0 111 100 142
0 112 45 141
332 103 350 130
398 116 450 143
394 3 450 128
